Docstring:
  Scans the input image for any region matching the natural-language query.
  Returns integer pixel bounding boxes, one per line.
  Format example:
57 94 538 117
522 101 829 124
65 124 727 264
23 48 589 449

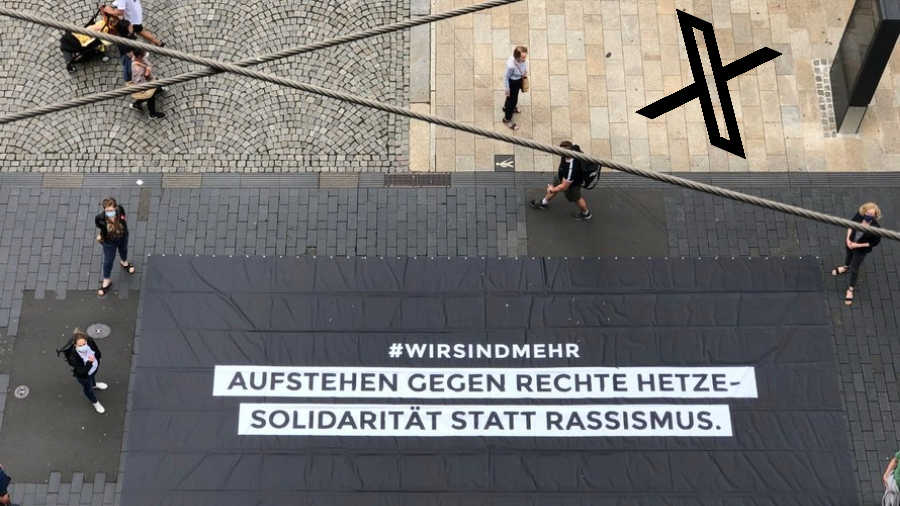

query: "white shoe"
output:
93 382 108 390
93 402 106 414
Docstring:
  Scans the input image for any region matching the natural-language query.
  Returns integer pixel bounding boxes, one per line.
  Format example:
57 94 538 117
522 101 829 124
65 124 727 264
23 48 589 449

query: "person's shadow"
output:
526 188 668 257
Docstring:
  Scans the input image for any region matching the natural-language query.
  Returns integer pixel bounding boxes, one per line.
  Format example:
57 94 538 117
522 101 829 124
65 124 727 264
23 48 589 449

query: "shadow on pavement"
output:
525 188 668 257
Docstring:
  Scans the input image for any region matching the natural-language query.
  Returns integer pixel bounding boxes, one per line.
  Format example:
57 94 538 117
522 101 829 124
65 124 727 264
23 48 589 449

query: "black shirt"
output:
67 336 103 378
95 205 129 243
117 32 137 57
848 212 881 253
557 157 583 186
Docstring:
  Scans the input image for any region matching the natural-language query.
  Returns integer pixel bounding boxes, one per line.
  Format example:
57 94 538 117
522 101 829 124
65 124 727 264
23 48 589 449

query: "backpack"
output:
581 161 602 189
56 336 76 363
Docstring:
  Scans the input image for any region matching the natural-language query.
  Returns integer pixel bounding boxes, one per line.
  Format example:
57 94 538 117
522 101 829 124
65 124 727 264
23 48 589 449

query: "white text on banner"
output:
214 366 757 399
237 403 734 437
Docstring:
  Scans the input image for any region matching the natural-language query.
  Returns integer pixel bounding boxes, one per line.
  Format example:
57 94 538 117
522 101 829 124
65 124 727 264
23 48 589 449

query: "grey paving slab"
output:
0 179 896 504
526 188 668 257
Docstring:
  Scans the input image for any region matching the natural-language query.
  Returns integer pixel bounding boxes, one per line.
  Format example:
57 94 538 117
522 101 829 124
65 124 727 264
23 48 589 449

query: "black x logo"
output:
637 10 781 159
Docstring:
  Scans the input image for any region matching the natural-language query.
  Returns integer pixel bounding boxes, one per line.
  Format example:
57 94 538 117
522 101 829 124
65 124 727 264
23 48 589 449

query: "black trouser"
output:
134 94 159 115
503 78 523 121
843 247 869 288
77 372 98 403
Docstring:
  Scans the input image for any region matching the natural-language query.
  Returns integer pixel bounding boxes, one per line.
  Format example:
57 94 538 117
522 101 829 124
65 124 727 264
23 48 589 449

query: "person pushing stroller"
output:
59 4 119 73
106 0 165 47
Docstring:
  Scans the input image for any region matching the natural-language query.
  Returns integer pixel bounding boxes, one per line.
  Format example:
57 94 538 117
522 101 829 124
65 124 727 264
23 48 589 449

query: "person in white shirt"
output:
106 0 165 47
501 45 528 130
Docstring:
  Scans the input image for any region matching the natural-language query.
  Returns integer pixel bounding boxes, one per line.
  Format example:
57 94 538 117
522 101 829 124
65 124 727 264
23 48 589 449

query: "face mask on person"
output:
105 210 116 218
76 344 90 353
863 215 874 222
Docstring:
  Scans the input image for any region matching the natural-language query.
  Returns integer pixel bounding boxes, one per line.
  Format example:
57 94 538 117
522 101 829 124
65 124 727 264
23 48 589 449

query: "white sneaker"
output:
93 402 106 414
93 382 108 390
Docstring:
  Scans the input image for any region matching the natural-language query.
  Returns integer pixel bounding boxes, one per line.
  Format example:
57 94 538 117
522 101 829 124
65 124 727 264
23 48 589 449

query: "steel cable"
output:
1 6 899 241
0 0 522 124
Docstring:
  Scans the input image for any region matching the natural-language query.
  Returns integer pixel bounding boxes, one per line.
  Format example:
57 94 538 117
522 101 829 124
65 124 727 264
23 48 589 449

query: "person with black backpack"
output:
529 141 593 220
66 329 108 414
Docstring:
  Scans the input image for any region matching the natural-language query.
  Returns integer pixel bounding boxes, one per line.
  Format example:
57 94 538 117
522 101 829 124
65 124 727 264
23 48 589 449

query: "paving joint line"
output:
0 172 897 190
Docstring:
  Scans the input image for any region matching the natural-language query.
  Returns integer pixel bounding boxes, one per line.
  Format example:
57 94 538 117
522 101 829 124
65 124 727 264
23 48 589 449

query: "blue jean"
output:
121 53 133 82
102 236 128 278
77 372 98 403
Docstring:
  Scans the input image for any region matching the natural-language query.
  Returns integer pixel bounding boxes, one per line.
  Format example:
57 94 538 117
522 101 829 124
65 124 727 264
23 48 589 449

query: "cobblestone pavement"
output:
5 0 900 175
0 174 896 504
10 0 900 173
0 0 410 173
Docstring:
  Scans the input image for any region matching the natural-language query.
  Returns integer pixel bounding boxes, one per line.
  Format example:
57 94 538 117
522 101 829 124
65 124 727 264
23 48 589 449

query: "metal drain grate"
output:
385 173 451 187
86 323 111 339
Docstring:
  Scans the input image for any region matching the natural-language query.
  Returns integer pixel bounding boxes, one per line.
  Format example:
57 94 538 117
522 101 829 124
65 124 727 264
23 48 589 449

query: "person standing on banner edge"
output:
95 197 136 296
66 328 108 414
501 45 528 130
529 141 592 220
831 202 882 306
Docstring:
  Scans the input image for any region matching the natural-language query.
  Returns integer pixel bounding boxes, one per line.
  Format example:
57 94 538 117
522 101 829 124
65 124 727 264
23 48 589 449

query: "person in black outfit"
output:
529 141 592 220
831 202 882 306
67 329 108 413
115 18 138 83
95 197 136 296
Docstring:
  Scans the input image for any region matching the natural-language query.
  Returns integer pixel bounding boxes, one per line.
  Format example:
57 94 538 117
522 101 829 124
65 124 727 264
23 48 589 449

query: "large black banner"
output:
123 256 856 505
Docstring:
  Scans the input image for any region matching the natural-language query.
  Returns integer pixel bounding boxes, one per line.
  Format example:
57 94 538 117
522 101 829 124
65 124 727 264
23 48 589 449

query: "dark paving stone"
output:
663 186 900 505
526 188 668 257
0 180 896 505
0 291 138 481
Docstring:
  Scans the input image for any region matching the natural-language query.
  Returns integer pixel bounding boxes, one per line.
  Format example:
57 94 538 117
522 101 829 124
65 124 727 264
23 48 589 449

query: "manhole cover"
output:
86 323 111 339
14 385 29 399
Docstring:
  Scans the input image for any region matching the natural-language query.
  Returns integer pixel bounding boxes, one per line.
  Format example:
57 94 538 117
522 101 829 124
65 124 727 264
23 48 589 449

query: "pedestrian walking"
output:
501 45 528 130
67 329 108 414
129 48 166 118
115 18 137 83
529 141 592 220
831 202 882 306
95 197 136 297
0 463 10 506
107 0 165 47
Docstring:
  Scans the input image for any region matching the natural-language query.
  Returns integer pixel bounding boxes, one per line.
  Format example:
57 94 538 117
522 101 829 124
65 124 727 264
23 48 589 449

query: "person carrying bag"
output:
127 48 166 118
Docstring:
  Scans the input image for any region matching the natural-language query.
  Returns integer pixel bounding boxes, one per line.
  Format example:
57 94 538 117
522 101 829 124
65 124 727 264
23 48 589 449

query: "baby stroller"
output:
60 7 117 73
